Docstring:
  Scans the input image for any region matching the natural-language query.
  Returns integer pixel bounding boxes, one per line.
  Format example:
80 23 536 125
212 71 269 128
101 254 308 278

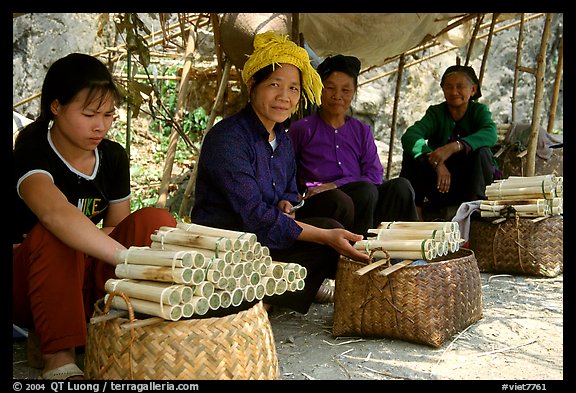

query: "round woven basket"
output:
333 248 483 348
468 215 563 277
84 292 279 380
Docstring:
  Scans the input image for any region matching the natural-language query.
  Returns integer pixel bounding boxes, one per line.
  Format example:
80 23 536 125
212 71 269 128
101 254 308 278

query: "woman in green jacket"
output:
400 64 500 219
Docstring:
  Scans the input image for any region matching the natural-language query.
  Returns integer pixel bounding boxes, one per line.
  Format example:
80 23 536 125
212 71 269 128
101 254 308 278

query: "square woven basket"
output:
333 248 483 348
84 292 279 380
468 215 563 277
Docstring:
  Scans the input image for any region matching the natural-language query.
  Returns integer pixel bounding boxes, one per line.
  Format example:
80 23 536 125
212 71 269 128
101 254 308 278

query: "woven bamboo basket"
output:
84 291 279 380
333 248 483 348
468 215 563 277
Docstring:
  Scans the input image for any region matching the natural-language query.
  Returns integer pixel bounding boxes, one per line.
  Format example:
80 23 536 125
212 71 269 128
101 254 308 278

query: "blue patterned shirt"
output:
191 104 302 250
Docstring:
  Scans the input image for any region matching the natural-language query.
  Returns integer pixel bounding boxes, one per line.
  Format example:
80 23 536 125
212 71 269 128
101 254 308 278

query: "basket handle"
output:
103 290 136 323
354 248 390 276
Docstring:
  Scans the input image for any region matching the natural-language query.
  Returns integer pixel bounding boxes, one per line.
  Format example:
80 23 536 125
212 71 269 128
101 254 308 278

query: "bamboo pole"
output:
547 35 563 134
512 13 525 123
178 59 233 218
478 13 499 87
151 230 233 251
156 27 197 209
149 241 235 263
115 263 193 284
105 279 182 305
115 247 205 268
368 228 446 241
387 53 405 176
175 221 257 245
105 294 182 321
526 13 553 177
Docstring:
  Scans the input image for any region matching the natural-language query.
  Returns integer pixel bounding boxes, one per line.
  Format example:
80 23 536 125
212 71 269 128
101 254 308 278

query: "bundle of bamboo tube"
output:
355 221 463 261
106 225 307 321
481 175 563 218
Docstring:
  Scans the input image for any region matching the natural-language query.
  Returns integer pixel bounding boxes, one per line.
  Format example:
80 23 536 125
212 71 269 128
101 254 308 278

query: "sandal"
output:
42 363 84 380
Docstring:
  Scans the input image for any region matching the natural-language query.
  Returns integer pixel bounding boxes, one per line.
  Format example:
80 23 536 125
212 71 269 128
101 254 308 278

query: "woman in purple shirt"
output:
288 55 419 236
191 33 368 314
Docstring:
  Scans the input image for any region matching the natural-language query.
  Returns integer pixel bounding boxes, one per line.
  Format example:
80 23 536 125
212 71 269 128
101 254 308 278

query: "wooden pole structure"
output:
387 53 405 177
479 13 499 87
179 59 232 218
526 13 553 177
547 34 563 134
156 28 197 208
465 14 484 66
511 13 525 124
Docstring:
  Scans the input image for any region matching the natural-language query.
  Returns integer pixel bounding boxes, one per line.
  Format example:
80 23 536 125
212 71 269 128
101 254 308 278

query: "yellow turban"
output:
242 31 322 112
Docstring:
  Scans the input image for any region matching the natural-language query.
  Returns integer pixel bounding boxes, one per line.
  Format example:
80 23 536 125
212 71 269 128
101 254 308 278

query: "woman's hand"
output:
278 199 296 219
434 162 452 193
322 228 370 262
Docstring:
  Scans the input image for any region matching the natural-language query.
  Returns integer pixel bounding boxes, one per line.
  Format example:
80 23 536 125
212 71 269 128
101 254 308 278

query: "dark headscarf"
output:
440 65 482 100
316 54 361 83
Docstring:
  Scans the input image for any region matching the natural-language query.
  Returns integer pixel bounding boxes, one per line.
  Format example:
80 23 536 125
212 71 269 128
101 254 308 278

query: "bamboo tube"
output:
149 242 234 263
152 230 233 252
205 257 226 272
216 290 230 308
485 186 555 199
282 269 296 282
222 264 233 278
231 263 244 278
260 254 272 266
265 263 284 279
258 261 269 276
189 268 206 285
176 221 257 246
233 238 250 252
260 246 270 257
294 278 305 291
241 249 254 261
378 221 457 233
481 197 562 206
368 228 446 241
354 238 436 252
205 268 221 284
251 241 262 256
249 271 261 286
275 278 288 295
188 296 210 316
115 248 204 268
262 276 276 296
449 241 460 253
254 282 266 300
115 264 193 285
215 276 229 290
230 250 242 263
178 285 193 303
367 248 436 261
105 279 182 306
488 176 555 189
230 287 244 307
242 260 254 275
181 303 194 318
207 292 221 310
192 281 214 298
105 294 182 321
244 285 256 302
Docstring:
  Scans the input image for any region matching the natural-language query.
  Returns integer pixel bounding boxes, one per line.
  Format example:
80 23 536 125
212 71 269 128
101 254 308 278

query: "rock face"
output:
13 13 563 177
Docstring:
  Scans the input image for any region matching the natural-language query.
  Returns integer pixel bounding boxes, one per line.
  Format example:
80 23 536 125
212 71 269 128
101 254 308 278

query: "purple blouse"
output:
288 112 384 188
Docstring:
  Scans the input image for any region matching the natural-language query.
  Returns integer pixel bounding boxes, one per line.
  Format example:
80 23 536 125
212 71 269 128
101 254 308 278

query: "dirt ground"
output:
12 271 564 383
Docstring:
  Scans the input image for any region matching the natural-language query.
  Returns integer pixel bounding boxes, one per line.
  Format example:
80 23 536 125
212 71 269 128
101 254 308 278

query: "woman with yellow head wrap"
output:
191 31 368 315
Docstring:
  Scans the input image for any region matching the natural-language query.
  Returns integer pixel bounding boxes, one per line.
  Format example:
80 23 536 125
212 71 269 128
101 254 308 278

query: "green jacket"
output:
402 101 498 159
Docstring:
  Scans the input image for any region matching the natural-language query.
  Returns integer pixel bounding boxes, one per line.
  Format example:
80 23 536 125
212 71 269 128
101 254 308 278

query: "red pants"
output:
12 207 176 354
